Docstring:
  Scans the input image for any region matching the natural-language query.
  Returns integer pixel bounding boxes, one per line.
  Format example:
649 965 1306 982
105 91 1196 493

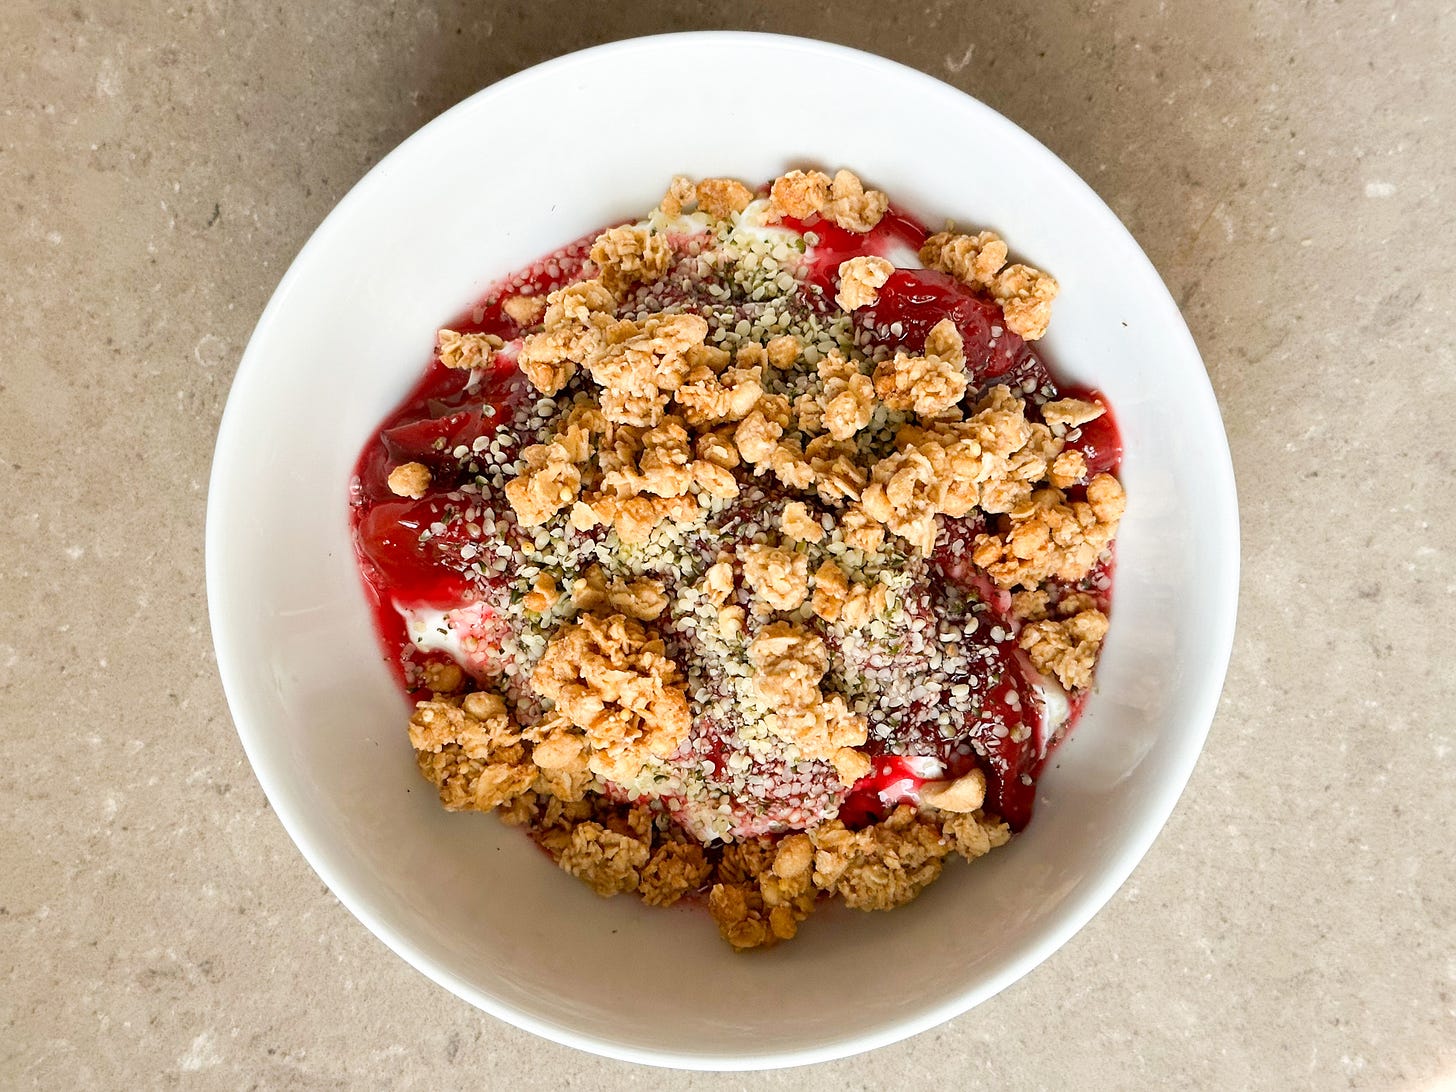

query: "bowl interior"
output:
207 33 1237 1069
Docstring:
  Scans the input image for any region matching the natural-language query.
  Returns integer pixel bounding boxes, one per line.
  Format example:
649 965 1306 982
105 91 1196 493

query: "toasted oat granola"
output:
352 169 1123 949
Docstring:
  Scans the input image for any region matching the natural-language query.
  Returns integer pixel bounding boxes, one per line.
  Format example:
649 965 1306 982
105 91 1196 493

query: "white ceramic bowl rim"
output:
207 31 1238 1071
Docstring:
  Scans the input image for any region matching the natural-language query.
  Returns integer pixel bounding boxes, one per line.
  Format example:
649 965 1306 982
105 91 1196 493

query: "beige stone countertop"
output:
3 3 1453 1088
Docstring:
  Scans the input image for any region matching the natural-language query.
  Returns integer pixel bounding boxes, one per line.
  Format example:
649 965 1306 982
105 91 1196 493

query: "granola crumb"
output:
920 230 1058 339
810 806 950 911
1019 607 1110 690
717 604 746 639
516 279 617 395
872 318 968 418
747 620 828 709
530 728 589 772
733 406 784 465
707 834 817 950
707 882 772 949
919 230 1008 291
387 461 431 499
742 543 811 612
747 621 868 778
409 696 534 813
501 294 545 325
530 613 691 783
810 559 888 630
570 564 668 620
695 177 754 220
768 168 832 220
839 503 886 552
1041 397 1105 431
590 224 671 295
1048 449 1088 489
831 747 872 785
700 556 736 607
780 501 825 543
971 472 1126 589
992 263 1059 341
639 841 712 907
823 169 888 233
557 822 650 896
587 313 710 427
674 358 763 428
812 351 875 442
937 810 1012 862
1009 589 1050 622
859 382 1070 553
521 573 560 614
422 661 464 694
503 439 582 527
659 175 698 217
765 334 799 370
835 255 894 311
436 328 503 370
811 559 850 622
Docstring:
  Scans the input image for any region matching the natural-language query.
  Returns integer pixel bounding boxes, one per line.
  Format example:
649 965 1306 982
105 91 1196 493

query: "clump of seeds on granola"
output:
370 170 1123 949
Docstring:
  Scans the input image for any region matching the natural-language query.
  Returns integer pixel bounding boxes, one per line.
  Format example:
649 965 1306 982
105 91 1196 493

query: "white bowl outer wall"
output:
206 33 1238 1071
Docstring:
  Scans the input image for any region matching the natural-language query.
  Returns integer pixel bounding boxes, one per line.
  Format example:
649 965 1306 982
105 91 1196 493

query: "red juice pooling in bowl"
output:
349 170 1125 948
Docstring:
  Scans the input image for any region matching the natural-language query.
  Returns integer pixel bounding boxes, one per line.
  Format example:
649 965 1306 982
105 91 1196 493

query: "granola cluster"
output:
702 801 1010 948
530 612 692 783
767 168 889 232
920 230 1059 341
369 169 1124 949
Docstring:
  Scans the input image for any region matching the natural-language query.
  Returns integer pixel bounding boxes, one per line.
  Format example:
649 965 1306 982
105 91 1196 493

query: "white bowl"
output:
207 32 1238 1070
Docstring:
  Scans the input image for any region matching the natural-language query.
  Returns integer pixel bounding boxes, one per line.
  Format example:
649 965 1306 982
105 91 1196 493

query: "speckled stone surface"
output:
3 3 1453 1088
